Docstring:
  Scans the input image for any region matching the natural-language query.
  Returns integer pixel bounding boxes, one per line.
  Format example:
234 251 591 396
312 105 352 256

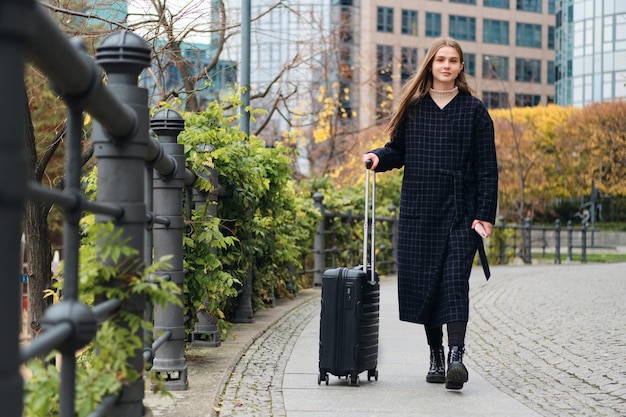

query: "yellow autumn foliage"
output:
490 101 626 220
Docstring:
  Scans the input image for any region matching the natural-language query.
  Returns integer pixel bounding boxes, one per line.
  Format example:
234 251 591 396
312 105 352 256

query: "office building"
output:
355 0 557 130
554 0 626 106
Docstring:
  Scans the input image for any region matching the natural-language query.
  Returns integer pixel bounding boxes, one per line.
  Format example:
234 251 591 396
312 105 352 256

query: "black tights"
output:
425 321 467 348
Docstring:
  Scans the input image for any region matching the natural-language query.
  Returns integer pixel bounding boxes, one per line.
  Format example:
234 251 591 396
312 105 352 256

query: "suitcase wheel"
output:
367 369 379 381
317 372 329 385
348 374 360 387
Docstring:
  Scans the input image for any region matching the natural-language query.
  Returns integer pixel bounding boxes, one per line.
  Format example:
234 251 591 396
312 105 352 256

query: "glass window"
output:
516 23 542 48
401 47 418 81
485 0 509 8
377 44 394 82
515 94 541 106
426 12 442 37
548 0 555 14
548 26 555 49
483 19 509 44
451 0 476 4
401 10 418 36
516 0 541 13
377 7 393 33
515 58 541 83
483 91 509 109
449 15 476 41
567 59 572 77
547 61 555 84
464 53 476 76
483 55 509 81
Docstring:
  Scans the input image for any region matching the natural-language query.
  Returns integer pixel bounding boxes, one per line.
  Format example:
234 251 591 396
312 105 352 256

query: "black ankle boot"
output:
445 345 468 390
426 346 446 383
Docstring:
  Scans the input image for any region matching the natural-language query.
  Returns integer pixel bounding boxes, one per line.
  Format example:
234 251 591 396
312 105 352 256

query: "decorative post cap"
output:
313 192 324 203
151 109 185 143
95 31 151 76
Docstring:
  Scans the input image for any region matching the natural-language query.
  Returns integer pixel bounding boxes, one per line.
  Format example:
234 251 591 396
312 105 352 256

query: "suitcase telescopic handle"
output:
364 161 376 283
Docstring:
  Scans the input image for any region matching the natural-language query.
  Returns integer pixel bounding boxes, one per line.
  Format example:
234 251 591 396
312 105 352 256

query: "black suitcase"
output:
318 164 380 387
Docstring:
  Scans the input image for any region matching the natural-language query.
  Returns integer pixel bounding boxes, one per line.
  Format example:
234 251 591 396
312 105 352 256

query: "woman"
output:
362 37 498 390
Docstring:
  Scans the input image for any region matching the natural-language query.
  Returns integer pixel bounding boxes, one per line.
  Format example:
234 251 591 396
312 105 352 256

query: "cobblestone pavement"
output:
217 298 319 416
466 263 626 417
218 263 626 417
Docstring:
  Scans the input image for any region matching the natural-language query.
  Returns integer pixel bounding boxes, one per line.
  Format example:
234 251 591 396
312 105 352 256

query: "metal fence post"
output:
313 192 325 286
498 215 506 265
190 160 222 347
581 222 587 263
150 109 189 390
524 216 532 264
567 220 573 262
93 31 151 416
0 0 31 414
232 269 256 323
554 219 561 264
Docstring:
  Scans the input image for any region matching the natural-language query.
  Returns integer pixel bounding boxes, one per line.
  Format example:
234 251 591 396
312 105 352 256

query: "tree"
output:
490 105 576 221
491 101 626 222
557 101 626 196
128 1 392 178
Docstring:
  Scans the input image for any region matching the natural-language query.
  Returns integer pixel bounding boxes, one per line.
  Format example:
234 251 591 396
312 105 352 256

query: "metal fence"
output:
300 207 598 286
304 192 398 286
0 2 217 416
489 216 597 265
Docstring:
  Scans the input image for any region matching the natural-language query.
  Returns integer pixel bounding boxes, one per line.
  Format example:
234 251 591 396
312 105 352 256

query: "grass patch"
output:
532 252 626 263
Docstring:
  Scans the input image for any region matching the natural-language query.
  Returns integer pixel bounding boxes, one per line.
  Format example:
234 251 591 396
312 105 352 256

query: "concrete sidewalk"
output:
281 275 542 417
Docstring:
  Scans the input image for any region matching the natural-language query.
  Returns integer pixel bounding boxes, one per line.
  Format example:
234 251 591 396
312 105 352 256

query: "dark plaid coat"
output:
370 92 498 326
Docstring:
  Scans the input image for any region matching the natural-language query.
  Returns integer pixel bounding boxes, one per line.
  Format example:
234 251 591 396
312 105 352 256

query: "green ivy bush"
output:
298 169 403 276
23 218 181 417
179 102 316 323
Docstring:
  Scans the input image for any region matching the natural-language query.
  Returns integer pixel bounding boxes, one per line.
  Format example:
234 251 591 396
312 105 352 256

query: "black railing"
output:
305 192 398 285
0 2 221 416
489 216 597 265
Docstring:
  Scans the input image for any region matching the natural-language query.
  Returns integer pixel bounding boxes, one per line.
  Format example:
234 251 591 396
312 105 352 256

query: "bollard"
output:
313 192 325 286
150 109 189 390
93 30 151 416
190 159 222 347
231 269 255 323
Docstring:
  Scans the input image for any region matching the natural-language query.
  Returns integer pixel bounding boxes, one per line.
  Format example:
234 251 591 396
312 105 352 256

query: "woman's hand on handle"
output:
362 153 379 170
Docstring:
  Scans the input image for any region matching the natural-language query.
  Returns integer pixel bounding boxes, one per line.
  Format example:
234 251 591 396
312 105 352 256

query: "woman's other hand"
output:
472 220 493 238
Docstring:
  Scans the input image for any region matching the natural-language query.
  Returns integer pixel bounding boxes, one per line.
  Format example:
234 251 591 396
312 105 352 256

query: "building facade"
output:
554 0 626 106
354 0 557 130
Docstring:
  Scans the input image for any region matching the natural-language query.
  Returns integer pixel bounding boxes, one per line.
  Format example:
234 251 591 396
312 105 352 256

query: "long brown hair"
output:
384 37 473 137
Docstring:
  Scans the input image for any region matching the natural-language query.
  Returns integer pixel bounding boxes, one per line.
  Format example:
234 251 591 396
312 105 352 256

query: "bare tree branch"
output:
43 2 128 31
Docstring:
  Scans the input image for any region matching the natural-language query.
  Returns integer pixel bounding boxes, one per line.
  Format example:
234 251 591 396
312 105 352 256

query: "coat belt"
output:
441 169 491 280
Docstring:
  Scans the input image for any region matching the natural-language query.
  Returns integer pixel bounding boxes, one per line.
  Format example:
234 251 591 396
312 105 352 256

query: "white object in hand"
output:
474 223 487 238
